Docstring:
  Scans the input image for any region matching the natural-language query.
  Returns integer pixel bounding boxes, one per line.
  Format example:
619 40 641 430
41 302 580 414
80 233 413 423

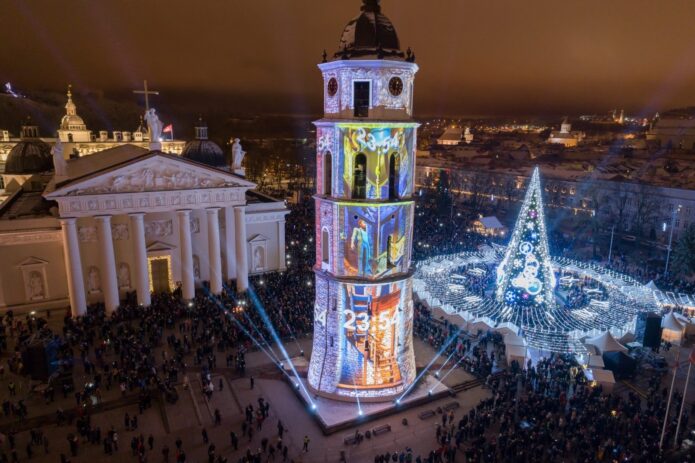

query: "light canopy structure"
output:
307 0 418 401
496 166 556 308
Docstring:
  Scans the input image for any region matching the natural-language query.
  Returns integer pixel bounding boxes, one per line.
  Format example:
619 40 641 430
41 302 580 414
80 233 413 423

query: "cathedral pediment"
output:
46 153 255 198
248 234 270 243
16 256 49 268
146 241 177 252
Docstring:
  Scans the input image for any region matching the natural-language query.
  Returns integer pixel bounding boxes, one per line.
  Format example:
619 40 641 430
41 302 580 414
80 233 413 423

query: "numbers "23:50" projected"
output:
343 310 398 331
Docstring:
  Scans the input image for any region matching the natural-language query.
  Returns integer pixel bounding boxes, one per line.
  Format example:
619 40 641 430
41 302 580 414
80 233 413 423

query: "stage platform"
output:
284 356 451 435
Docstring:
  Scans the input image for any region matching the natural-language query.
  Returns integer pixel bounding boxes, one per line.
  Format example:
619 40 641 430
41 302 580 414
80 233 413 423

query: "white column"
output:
234 206 248 293
95 215 119 314
207 208 223 295
129 213 151 306
60 218 87 317
224 206 237 282
178 210 195 300
277 218 287 271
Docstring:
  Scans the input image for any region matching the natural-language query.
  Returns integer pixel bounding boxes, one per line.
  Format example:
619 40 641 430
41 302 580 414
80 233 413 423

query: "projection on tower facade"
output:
307 0 419 401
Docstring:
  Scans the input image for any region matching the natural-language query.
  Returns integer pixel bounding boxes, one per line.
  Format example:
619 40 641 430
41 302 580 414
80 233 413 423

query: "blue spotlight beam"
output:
252 278 304 353
351 372 364 416
397 328 461 403
435 350 457 376
437 354 467 385
203 288 315 406
241 311 281 363
203 289 280 366
245 285 316 408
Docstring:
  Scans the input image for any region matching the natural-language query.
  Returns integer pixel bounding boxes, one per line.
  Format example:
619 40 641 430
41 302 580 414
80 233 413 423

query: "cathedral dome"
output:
335 0 404 59
181 118 226 168
5 139 53 174
181 140 226 168
60 113 86 129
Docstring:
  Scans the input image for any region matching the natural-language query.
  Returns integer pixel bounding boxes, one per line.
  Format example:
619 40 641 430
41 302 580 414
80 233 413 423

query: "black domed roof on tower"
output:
335 0 404 60
5 123 52 175
181 118 227 168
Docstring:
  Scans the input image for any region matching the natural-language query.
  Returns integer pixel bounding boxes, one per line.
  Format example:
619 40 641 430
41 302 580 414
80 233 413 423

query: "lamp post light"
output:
664 204 682 277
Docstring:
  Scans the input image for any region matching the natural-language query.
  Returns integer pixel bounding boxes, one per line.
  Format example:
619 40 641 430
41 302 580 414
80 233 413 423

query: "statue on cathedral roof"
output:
144 108 163 145
231 138 246 169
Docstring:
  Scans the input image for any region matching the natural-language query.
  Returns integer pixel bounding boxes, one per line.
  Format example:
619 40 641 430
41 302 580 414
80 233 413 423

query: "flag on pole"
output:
162 124 174 141
689 347 695 364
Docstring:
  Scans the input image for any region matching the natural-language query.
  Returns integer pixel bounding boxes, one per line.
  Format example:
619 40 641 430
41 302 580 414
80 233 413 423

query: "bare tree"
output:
607 181 630 231
633 183 659 238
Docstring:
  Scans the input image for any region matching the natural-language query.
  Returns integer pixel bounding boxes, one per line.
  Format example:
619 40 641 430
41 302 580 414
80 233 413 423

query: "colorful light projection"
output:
308 276 416 398
496 167 556 308
335 125 415 200
316 199 414 279
340 202 412 278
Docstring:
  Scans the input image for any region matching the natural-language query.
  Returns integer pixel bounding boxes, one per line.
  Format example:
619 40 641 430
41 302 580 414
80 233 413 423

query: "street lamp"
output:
664 204 682 276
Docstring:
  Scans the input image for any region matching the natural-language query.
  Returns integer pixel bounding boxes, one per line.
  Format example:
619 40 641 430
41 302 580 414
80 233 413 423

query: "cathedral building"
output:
0 112 288 315
547 117 584 147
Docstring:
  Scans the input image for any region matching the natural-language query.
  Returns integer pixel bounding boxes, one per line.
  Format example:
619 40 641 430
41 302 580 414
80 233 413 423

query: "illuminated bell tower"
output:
308 0 419 402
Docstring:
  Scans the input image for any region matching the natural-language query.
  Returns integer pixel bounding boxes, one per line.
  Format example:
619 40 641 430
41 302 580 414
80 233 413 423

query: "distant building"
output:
437 127 463 146
647 109 695 151
472 216 506 237
464 126 474 144
416 158 695 244
547 117 584 147
0 87 186 178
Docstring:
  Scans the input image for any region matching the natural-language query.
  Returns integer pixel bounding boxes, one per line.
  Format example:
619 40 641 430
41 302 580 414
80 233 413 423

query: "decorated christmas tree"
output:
496 167 556 309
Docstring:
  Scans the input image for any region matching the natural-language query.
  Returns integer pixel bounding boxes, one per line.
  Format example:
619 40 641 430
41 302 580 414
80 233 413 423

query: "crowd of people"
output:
0 200 320 463
384 352 695 462
2 184 695 462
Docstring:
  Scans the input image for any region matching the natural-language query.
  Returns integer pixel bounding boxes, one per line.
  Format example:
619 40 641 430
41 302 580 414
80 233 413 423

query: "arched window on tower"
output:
324 152 332 196
353 153 367 199
322 228 330 267
388 153 400 200
67 133 73 143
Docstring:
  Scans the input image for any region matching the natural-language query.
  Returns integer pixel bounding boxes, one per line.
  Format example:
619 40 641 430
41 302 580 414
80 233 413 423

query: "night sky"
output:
4 0 695 116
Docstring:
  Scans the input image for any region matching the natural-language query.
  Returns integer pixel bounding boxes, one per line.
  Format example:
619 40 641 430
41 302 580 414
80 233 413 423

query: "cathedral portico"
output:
0 141 288 315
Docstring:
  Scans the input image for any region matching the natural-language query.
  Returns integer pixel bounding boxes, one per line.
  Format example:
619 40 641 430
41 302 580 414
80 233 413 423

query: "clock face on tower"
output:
388 77 404 96
327 78 338 97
